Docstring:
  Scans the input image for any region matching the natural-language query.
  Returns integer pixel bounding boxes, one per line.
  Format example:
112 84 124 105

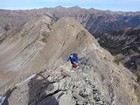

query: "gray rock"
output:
0 16 139 105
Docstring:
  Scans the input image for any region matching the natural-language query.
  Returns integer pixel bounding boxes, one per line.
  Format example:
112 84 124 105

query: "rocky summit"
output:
0 7 140 73
0 16 140 105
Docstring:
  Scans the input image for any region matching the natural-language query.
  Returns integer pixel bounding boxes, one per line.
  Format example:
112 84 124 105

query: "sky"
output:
0 0 140 11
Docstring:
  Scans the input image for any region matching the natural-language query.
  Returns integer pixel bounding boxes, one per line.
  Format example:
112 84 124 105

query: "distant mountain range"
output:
0 6 140 35
94 28 140 75
0 6 140 73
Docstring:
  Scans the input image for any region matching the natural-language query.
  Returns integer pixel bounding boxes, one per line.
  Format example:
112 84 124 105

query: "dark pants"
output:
71 62 77 69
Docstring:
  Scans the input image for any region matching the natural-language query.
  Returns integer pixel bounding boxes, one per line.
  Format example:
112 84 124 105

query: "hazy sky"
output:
0 0 140 11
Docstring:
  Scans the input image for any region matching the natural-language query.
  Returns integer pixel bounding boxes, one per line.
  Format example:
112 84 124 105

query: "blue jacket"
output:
67 54 78 63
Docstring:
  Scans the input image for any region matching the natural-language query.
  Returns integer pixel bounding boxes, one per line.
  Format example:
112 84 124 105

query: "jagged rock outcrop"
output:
0 16 140 105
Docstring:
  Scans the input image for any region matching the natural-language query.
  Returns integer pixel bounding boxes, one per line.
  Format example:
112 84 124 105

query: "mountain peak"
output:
0 16 140 105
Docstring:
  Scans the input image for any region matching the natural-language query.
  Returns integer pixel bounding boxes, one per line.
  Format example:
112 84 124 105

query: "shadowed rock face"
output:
0 16 140 105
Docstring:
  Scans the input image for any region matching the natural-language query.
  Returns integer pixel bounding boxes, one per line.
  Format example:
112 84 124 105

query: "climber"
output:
67 53 79 69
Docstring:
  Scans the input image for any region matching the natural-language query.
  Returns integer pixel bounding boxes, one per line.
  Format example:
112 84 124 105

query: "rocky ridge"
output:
0 16 140 105
0 7 140 73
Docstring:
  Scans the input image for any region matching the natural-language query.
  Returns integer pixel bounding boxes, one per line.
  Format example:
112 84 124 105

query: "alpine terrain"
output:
0 16 140 105
94 28 140 76
0 6 140 73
